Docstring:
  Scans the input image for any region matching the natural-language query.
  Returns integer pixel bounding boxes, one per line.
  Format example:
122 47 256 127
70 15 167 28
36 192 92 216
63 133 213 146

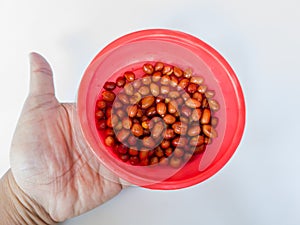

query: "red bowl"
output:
77 29 246 190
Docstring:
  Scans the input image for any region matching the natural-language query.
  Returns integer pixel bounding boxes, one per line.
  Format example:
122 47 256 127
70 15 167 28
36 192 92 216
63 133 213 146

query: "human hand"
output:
3 53 125 223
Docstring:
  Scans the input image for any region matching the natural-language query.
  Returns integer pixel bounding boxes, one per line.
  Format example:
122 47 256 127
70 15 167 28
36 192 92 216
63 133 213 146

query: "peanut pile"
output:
95 62 219 168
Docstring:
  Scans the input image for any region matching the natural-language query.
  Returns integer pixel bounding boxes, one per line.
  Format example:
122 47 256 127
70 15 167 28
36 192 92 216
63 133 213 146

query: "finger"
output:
29 52 55 96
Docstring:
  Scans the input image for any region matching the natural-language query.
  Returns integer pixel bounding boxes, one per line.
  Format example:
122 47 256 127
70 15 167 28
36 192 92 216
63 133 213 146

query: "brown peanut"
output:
150 83 160 96
202 125 218 138
185 98 201 108
163 114 176 124
131 123 143 137
141 96 155 109
143 63 154 75
201 108 211 124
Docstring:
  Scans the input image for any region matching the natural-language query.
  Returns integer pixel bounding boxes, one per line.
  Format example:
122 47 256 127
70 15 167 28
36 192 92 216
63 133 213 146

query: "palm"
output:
10 53 123 222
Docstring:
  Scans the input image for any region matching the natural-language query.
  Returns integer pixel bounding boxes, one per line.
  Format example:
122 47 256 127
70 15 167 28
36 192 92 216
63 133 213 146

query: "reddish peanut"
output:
172 122 187 135
168 101 178 114
102 91 116 102
183 68 193 78
116 145 128 154
139 150 149 160
154 62 164 71
165 147 173 157
205 90 215 99
173 66 183 77
172 137 188 148
138 86 150 96
96 120 106 130
103 81 116 91
169 91 180 99
155 147 164 158
116 129 130 142
142 76 152 85
95 110 105 119
116 109 125 118
202 98 209 108
160 139 170 149
178 78 189 89
193 92 203 102
160 75 171 85
129 93 142 104
208 99 220 111
164 129 176 140
124 71 135 82
146 106 157 117
136 109 143 118
163 114 176 124
105 107 112 117
150 156 159 165
190 76 204 85
104 136 115 147
131 123 144 137
129 156 140 165
143 63 154 75
193 145 206 154
122 117 132 129
201 108 211 124
187 125 201 137
187 83 198 94
118 93 129 104
191 109 202 121
150 83 160 96
162 65 173 75
156 102 167 116
160 85 170 95
132 79 142 89
202 125 218 138
189 135 205 147
152 71 162 82
96 100 106 109
127 104 138 118
128 148 139 156
116 76 126 87
141 96 155 109
152 122 165 138
124 83 134 96
211 117 219 127
170 75 179 87
197 85 207 93
185 98 201 108
113 100 123 109
142 120 150 129
128 135 137 146
181 105 192 117
142 136 156 148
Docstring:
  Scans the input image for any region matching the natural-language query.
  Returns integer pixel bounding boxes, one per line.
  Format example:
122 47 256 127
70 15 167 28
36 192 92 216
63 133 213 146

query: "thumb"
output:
29 52 55 97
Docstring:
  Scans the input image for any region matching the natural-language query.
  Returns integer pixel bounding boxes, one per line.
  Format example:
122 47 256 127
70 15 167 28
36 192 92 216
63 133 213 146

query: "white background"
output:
1 0 299 224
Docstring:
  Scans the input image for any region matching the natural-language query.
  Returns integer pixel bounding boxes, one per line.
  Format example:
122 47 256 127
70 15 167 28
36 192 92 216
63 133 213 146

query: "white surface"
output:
1 0 299 224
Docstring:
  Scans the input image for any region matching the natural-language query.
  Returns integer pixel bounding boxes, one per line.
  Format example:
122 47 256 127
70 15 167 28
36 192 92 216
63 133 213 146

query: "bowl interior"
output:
77 29 245 189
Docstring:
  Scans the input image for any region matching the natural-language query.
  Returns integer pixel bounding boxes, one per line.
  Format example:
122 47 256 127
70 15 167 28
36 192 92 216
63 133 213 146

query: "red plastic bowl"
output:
77 29 246 190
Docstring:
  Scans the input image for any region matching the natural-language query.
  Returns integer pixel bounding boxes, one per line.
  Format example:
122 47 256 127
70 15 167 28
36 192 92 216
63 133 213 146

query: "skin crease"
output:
9 53 125 222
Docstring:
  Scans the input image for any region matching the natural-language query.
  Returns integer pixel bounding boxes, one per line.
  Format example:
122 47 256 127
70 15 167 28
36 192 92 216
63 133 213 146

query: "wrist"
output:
0 170 57 225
